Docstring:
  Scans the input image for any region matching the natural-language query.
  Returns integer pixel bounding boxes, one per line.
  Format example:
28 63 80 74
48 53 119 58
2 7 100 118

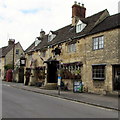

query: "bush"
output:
4 64 13 70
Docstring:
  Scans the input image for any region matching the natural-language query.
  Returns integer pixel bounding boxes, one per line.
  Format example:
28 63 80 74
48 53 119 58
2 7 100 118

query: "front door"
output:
47 61 59 83
19 67 24 83
113 65 120 91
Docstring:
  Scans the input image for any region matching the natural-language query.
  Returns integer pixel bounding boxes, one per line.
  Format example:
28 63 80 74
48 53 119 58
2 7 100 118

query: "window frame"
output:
35 38 41 47
92 65 106 81
76 24 82 33
67 43 76 53
76 20 86 33
16 49 19 55
41 51 46 57
93 36 104 50
48 35 52 42
48 32 56 42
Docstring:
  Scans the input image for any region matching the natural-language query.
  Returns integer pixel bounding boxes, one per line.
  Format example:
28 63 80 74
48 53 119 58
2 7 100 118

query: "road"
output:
2 83 118 118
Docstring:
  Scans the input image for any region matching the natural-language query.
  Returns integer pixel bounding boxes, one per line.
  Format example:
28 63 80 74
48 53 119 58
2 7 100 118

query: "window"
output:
48 32 56 42
76 24 82 33
92 65 105 80
16 49 19 55
48 35 52 42
68 43 76 53
60 62 82 79
35 38 41 47
41 51 46 57
93 36 104 50
76 20 86 33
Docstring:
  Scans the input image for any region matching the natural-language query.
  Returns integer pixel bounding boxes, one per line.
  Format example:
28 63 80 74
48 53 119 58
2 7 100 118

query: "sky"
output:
0 0 119 50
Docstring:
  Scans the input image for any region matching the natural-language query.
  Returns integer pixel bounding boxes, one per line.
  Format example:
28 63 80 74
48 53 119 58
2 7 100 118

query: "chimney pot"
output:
82 4 84 7
78 2 80 6
74 1 77 4
8 39 15 46
72 2 86 26
40 29 45 38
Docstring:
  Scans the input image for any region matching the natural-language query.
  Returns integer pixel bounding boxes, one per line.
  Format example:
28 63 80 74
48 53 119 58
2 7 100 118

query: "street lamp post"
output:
58 61 62 95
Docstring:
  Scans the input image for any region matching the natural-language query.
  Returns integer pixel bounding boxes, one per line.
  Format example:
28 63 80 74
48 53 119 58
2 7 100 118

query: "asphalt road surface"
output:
2 83 118 118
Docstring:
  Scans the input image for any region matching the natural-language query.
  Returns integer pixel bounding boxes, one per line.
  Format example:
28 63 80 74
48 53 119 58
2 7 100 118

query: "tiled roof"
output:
25 9 120 53
90 13 120 35
35 35 49 51
0 45 13 57
25 42 35 53
0 42 20 57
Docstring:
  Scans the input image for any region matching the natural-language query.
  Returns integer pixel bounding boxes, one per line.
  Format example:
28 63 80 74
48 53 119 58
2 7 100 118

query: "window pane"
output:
93 36 104 50
99 44 103 49
93 38 98 50
68 44 76 52
92 65 105 80
72 44 76 52
99 36 104 49
76 24 82 33
68 45 70 52
48 35 51 42
16 49 19 55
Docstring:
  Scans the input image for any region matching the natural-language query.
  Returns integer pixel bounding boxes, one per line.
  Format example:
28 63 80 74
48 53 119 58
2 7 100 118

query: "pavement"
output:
2 81 120 111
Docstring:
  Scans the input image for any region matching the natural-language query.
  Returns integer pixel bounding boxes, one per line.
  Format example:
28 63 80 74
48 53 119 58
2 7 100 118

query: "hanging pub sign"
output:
20 57 26 66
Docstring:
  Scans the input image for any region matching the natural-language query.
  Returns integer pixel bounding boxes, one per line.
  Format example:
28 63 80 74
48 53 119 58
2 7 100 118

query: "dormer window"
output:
48 31 56 42
35 37 41 47
76 20 86 33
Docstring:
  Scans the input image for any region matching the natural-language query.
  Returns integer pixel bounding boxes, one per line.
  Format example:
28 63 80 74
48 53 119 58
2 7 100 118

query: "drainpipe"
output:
13 44 15 70
12 42 15 82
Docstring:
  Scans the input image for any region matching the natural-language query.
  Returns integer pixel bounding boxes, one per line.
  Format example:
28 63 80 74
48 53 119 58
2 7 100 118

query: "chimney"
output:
40 29 45 39
72 1 86 26
8 39 15 46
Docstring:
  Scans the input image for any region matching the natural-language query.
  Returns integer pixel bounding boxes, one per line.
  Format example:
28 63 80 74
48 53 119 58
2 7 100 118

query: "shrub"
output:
4 64 13 70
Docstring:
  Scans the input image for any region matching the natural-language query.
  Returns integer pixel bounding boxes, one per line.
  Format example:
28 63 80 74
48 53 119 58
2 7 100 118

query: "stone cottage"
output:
25 2 120 95
0 39 24 81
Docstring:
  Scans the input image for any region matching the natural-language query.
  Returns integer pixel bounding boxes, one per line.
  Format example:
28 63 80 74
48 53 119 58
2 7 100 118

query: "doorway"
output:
18 67 24 83
47 60 59 83
24 68 31 85
113 65 120 91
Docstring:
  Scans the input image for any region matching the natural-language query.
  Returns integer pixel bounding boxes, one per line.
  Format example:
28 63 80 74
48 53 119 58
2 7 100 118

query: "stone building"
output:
25 2 120 94
0 39 24 80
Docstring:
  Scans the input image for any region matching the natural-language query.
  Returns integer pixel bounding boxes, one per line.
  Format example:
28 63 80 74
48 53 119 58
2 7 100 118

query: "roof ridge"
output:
86 9 108 19
107 12 120 18
52 24 71 33
0 46 8 49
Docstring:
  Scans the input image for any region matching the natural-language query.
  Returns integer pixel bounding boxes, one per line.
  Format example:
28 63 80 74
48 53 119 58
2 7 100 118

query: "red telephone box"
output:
6 69 13 82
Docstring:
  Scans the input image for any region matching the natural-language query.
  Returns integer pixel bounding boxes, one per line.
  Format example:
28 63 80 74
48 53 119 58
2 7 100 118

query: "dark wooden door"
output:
113 65 120 90
19 68 24 83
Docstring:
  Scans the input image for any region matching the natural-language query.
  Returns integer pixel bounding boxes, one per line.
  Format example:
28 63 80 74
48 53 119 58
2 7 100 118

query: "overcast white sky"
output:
0 0 119 50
